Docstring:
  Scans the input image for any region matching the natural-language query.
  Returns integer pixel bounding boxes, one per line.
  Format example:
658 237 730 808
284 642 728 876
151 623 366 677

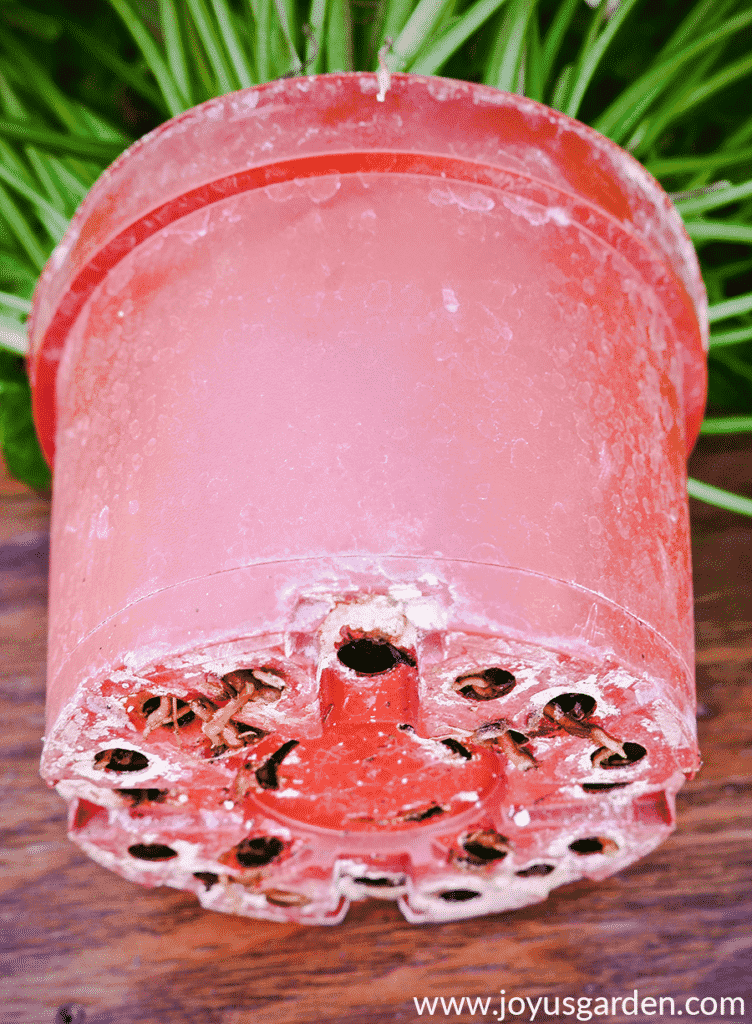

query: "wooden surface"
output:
1 436 751 1024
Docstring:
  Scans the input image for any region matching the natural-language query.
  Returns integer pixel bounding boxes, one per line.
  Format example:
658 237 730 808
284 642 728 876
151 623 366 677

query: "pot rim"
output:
27 72 707 467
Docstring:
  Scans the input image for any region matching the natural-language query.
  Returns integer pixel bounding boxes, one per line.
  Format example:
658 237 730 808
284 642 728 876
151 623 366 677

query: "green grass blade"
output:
325 0 353 72
306 0 327 72
107 0 186 117
708 291 752 323
63 19 167 113
0 162 69 238
646 146 752 180
246 0 271 83
391 0 459 72
700 415 752 435
0 324 27 355
158 0 192 106
563 0 642 120
0 32 87 134
0 184 47 271
712 348 752 388
45 157 91 208
635 50 752 157
25 150 67 214
687 477 752 517
379 0 420 57
0 249 36 288
670 50 752 123
485 0 537 94
594 9 752 140
524 8 543 102
684 221 752 245
185 0 238 93
0 290 31 314
409 0 509 76
708 324 752 349
550 62 572 110
273 0 303 73
539 0 578 96
209 0 255 88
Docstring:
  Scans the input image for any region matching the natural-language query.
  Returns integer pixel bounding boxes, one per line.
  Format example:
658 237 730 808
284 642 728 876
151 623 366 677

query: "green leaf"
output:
593 9 752 140
0 183 47 271
708 324 752 349
676 178 752 217
0 289 31 314
306 0 327 73
700 415 752 435
646 146 752 179
107 0 187 117
634 50 752 157
209 0 255 88
390 0 458 72
563 0 642 120
539 0 578 97
378 0 419 56
246 0 270 83
409 0 509 76
0 117 126 161
62 19 167 113
687 477 752 517
0 161 69 239
708 291 752 324
159 0 192 106
185 0 238 93
0 350 50 489
273 0 303 74
0 311 26 354
325 0 353 72
484 0 537 94
684 220 752 245
524 9 543 102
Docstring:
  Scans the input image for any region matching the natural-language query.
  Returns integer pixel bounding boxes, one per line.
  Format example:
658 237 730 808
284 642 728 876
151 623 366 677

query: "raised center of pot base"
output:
251 724 501 832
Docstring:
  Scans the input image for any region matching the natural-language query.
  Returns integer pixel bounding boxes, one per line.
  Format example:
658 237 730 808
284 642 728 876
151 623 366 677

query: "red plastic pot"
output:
30 73 707 924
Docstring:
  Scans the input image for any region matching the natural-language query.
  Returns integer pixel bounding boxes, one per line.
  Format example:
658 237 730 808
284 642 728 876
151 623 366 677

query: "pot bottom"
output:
41 558 698 923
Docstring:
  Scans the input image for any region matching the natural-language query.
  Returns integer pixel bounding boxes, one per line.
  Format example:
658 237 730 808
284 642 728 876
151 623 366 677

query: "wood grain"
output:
1 436 750 1024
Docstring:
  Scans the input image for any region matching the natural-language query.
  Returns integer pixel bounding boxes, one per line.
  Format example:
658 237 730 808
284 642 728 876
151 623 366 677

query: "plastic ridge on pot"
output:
30 73 708 924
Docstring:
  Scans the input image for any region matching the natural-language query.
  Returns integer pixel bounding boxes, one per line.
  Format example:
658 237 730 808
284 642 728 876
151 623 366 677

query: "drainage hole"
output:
263 889 311 907
141 696 195 726
455 668 516 701
547 692 596 719
437 889 482 902
352 875 406 888
441 738 472 760
235 722 266 737
222 669 283 703
516 863 555 877
592 741 647 769
569 836 617 855
337 637 416 675
118 788 168 805
234 836 284 868
193 872 219 891
128 842 178 861
255 739 299 790
403 804 444 822
581 782 630 792
94 748 149 773
461 829 509 863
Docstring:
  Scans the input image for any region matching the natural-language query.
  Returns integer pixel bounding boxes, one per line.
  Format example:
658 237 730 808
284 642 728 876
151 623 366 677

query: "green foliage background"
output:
0 0 751 511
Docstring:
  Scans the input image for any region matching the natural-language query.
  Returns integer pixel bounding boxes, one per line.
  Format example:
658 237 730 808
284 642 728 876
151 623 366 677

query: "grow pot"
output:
29 73 708 924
